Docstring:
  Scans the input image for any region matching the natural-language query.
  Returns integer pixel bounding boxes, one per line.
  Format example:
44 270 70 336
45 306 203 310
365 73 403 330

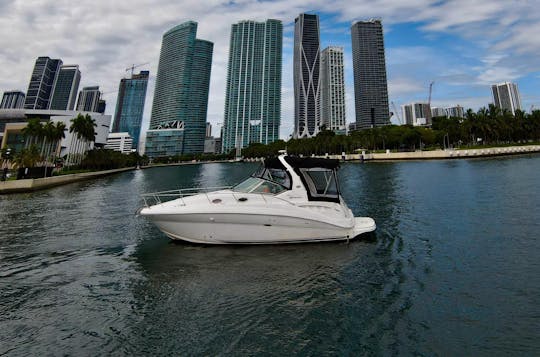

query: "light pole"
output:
1 148 12 181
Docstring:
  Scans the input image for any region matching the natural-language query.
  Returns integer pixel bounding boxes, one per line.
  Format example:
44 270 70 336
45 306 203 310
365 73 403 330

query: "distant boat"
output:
139 154 376 244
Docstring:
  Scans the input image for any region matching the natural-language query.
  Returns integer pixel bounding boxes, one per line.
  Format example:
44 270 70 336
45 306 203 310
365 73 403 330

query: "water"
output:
1 156 539 356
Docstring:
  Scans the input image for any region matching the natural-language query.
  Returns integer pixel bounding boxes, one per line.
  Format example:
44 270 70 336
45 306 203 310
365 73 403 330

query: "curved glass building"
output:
147 21 213 157
294 13 321 138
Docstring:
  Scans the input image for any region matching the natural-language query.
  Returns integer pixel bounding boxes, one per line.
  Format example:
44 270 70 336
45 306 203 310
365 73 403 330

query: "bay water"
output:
1 155 539 355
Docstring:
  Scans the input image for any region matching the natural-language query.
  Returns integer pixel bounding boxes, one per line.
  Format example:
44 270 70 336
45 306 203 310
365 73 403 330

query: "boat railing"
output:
141 186 298 208
141 186 232 207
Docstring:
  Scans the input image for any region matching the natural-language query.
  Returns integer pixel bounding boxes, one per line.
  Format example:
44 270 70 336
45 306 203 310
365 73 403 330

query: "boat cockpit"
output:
232 156 341 202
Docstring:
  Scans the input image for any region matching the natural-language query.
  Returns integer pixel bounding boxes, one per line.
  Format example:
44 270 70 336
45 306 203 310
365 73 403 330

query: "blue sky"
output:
0 0 538 140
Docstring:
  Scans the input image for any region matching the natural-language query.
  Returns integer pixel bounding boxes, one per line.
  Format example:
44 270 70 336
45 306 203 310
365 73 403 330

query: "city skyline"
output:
0 1 539 139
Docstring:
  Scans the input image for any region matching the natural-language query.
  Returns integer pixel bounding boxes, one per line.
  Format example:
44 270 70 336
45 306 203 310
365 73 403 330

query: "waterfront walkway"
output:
0 167 135 194
330 144 540 161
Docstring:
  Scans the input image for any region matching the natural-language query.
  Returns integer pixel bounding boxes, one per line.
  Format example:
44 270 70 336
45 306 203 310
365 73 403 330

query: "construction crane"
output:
428 81 434 106
125 62 150 76
391 101 403 125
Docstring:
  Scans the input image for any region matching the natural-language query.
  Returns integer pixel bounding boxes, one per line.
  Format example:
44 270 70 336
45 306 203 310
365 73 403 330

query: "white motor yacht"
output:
139 154 376 244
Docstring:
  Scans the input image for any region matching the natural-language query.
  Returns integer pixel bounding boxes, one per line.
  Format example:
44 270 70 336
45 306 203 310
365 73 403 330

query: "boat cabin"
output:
233 156 341 203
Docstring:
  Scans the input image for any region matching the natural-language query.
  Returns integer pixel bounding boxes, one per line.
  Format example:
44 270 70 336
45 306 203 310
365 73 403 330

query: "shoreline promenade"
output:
330 144 540 162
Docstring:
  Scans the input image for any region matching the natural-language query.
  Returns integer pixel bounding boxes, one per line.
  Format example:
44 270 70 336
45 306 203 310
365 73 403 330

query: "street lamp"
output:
1 148 12 181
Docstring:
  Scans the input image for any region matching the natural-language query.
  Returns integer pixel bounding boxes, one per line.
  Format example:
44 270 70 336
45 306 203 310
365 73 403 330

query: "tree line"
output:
241 105 540 158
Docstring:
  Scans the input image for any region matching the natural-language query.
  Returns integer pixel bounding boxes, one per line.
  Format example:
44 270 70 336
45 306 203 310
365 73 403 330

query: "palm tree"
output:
52 122 66 158
67 114 97 166
42 121 55 163
21 118 44 148
13 145 42 173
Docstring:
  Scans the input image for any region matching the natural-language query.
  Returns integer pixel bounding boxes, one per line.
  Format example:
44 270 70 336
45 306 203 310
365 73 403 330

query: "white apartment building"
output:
105 132 133 154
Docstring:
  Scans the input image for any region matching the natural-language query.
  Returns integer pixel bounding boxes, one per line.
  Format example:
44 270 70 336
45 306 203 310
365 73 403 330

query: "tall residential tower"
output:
76 86 101 112
49 65 81 110
1 91 25 109
222 19 282 153
24 56 62 110
146 21 213 157
112 70 149 151
294 13 321 138
320 46 346 134
491 82 522 115
351 19 389 129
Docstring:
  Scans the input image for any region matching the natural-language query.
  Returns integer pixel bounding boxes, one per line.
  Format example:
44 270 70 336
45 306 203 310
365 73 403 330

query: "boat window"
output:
251 166 291 190
299 168 340 201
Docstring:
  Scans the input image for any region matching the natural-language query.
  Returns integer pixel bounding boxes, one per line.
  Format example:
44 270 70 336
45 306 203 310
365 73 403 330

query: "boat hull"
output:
143 212 376 244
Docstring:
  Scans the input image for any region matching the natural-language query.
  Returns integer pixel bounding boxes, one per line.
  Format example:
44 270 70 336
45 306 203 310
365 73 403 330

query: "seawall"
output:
326 145 540 161
0 167 135 194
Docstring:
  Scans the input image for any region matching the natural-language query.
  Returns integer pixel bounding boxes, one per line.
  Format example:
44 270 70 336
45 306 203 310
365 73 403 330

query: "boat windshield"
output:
233 165 291 194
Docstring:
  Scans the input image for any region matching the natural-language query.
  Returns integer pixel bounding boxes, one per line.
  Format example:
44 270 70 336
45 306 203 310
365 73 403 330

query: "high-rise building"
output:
49 65 81 110
206 122 212 138
97 100 106 114
491 82 522 115
146 21 213 157
320 46 346 134
431 107 446 118
24 56 63 110
446 105 465 118
0 91 25 109
222 19 282 153
402 103 431 126
294 13 321 138
76 86 101 112
112 71 149 150
351 19 390 129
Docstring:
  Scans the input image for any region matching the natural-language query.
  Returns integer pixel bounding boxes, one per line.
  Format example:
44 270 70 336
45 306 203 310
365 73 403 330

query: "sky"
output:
0 0 539 141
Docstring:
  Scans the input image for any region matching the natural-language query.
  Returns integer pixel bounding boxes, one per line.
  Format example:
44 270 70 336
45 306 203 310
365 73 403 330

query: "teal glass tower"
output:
222 19 282 154
147 21 213 157
112 71 149 151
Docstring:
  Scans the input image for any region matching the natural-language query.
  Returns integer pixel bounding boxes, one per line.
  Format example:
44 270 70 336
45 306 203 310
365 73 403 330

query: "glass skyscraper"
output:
294 13 321 138
112 71 149 151
222 19 282 153
146 21 213 157
351 19 390 129
24 56 62 110
49 65 81 110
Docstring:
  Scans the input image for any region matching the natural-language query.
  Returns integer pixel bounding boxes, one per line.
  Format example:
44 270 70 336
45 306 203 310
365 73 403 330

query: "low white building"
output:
105 132 133 154
0 108 111 159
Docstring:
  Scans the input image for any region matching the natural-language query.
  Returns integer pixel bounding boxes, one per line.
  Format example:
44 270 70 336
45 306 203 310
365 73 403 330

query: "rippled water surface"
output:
1 156 539 355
